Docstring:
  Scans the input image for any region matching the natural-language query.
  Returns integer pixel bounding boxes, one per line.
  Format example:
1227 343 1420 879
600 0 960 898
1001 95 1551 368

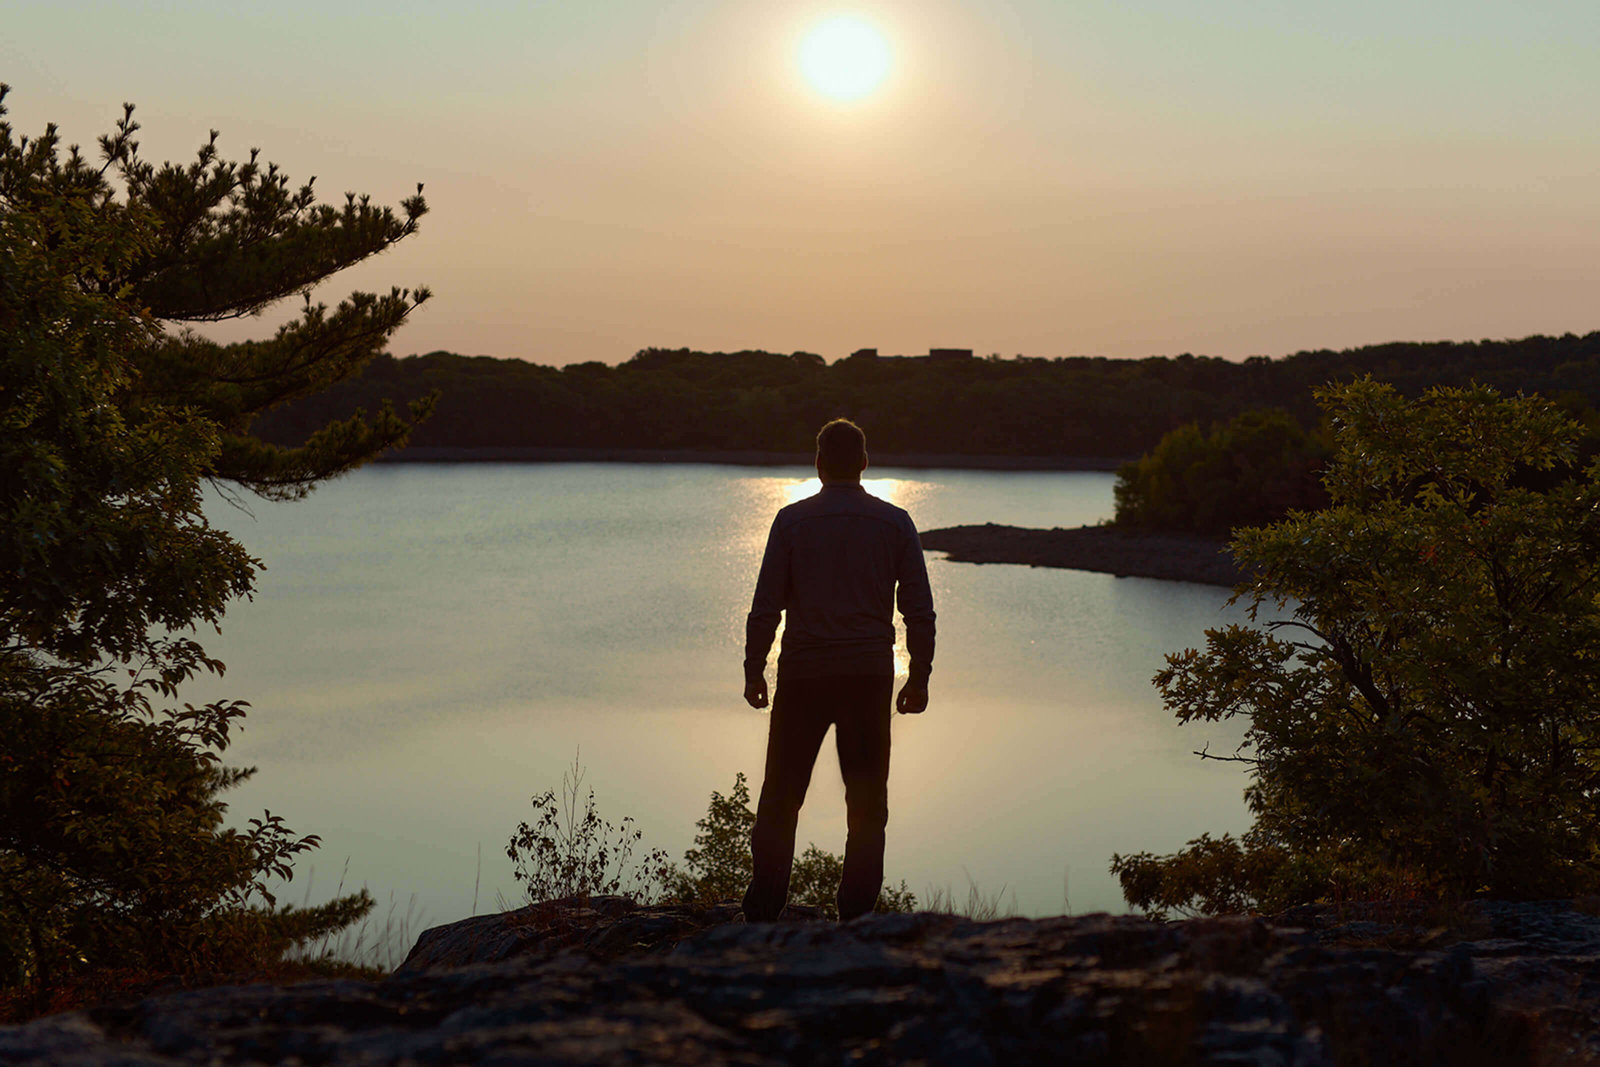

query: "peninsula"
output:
920 523 1246 587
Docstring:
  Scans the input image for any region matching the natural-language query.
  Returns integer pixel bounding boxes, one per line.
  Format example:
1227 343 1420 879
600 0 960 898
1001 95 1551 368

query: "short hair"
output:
816 418 867 479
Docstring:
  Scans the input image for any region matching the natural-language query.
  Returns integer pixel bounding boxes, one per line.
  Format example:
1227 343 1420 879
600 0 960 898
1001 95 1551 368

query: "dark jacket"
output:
744 483 936 684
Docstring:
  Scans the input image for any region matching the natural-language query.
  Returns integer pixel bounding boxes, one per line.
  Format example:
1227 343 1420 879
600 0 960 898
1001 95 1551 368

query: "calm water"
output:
198 463 1254 928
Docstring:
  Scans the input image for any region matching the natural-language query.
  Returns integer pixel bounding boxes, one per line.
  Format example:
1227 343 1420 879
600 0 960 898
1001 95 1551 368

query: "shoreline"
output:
372 446 1131 472
920 523 1246 587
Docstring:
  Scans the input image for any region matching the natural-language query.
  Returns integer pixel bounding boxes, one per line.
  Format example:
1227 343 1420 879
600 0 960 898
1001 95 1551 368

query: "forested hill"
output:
250 334 1600 458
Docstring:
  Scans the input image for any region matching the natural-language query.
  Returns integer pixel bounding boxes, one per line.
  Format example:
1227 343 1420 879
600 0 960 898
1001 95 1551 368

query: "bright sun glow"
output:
769 476 913 680
782 477 905 505
798 16 892 101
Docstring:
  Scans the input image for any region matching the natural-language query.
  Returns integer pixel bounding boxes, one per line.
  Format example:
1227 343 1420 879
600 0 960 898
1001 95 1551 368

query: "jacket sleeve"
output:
896 518 937 687
744 515 787 679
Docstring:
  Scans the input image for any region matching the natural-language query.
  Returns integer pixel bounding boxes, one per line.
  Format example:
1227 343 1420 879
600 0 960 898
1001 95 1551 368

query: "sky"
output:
6 0 1600 366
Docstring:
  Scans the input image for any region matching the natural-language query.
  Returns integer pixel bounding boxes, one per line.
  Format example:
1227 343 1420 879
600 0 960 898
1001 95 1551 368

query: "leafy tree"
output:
1113 407 1330 535
0 86 432 1013
1113 381 1600 914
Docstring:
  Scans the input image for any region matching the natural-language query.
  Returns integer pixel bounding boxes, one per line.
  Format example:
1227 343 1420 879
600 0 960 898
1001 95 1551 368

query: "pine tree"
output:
0 84 433 1013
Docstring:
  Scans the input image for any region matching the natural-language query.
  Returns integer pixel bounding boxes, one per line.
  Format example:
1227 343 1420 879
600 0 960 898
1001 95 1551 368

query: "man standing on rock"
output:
742 418 936 922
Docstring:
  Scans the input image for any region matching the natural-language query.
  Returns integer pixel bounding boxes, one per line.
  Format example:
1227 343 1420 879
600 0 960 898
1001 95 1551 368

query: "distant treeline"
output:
251 334 1600 459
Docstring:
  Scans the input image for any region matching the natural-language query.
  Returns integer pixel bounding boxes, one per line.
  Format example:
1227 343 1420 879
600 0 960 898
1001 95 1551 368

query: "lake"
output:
198 462 1256 938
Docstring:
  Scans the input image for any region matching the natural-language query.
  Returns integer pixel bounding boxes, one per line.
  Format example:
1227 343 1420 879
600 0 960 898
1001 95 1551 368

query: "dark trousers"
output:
743 673 894 922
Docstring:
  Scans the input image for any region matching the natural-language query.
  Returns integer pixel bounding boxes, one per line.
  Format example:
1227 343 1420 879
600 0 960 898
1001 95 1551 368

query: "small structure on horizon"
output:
846 347 975 361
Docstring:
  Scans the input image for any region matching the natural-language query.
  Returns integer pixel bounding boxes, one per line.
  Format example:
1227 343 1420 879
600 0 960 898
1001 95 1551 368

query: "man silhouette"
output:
742 418 936 922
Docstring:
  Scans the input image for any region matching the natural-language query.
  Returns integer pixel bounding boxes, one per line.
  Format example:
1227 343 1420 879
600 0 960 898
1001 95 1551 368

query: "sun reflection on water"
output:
779 476 919 507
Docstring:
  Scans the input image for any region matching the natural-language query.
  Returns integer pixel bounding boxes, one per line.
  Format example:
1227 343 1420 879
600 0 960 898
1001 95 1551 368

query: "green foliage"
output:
1111 832 1312 920
0 106 248 665
506 756 675 904
786 846 847 913
785 845 918 919
671 773 916 917
1111 831 1435 921
1114 381 1600 914
0 86 430 1013
671 772 757 904
1113 408 1330 535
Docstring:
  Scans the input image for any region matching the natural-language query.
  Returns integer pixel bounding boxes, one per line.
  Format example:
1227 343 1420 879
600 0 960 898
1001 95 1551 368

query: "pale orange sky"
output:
7 0 1599 364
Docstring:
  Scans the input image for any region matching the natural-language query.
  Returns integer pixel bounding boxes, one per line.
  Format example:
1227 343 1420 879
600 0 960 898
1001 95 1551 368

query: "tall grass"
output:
287 859 426 973
921 873 1019 921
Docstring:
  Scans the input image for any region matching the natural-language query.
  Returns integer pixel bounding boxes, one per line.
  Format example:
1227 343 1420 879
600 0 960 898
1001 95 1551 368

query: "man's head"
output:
816 418 868 483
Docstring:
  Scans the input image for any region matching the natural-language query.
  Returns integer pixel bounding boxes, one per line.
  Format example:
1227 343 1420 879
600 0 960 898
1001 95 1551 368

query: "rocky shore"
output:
5 896 1600 1065
921 523 1247 587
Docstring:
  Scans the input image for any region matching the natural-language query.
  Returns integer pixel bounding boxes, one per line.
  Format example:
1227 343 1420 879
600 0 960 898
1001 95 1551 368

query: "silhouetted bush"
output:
511 769 916 917
505 757 676 904
1113 408 1331 535
670 772 916 918
1113 381 1600 915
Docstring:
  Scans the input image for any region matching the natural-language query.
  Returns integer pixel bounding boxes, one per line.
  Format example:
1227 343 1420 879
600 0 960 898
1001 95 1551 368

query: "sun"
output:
798 16 892 102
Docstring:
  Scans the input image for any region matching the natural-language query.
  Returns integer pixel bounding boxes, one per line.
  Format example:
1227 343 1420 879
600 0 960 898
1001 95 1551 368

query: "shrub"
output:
509 767 920 917
506 756 675 905
670 772 757 904
1114 381 1600 914
671 772 916 917
1113 407 1329 535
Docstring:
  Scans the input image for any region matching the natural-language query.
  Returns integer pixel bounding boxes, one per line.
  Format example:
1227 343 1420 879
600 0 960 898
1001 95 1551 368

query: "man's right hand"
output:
896 683 929 715
744 674 769 709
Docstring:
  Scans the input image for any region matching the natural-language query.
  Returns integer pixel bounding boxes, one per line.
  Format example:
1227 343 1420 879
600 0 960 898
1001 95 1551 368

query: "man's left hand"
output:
896 683 929 715
744 675 769 709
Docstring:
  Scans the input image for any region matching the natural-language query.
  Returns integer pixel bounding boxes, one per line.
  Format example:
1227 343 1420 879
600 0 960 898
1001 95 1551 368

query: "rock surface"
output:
3 899 1599 1065
394 897 756 973
920 523 1247 587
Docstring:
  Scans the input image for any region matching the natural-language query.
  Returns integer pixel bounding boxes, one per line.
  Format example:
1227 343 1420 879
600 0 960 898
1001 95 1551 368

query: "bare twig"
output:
1194 742 1259 765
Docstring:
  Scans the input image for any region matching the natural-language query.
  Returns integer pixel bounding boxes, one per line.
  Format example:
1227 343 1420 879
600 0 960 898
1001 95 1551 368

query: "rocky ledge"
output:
921 524 1246 587
4 897 1600 1065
